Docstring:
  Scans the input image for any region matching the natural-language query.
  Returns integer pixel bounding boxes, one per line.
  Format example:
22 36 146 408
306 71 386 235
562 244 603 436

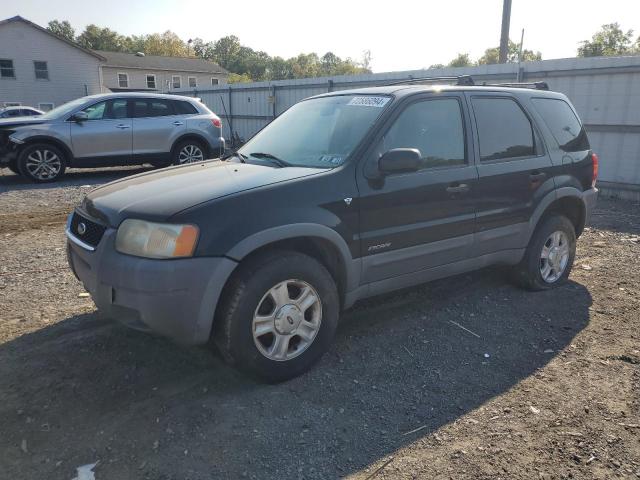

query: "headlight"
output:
115 219 199 259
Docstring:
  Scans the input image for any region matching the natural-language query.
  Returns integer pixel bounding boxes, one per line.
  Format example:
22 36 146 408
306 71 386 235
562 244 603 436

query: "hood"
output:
0 117 49 129
83 161 325 226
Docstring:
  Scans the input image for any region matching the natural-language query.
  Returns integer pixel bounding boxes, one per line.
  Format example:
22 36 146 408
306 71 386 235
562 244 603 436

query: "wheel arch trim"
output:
226 223 361 293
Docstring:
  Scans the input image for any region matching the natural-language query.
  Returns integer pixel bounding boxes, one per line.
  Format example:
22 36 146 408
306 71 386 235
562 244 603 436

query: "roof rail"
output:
482 81 550 90
384 75 475 87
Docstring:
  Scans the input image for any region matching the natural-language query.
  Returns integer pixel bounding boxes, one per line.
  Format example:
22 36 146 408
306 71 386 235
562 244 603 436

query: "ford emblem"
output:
77 222 87 235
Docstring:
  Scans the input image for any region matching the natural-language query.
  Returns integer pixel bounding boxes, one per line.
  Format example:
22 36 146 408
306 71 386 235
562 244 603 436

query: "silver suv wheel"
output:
25 148 62 181
539 230 570 283
252 279 322 361
177 144 204 164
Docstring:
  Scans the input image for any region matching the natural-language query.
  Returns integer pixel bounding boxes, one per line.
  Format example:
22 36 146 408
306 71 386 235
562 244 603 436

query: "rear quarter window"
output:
531 98 589 152
174 100 198 115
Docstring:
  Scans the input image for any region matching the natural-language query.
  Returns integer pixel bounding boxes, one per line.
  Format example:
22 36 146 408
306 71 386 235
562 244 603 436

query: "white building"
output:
0 16 228 111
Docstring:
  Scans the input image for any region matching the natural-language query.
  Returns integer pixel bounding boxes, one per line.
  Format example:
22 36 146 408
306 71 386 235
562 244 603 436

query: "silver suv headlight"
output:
115 219 199 259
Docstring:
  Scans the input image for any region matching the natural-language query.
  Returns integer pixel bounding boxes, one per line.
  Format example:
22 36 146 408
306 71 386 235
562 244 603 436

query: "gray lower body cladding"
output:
67 228 237 345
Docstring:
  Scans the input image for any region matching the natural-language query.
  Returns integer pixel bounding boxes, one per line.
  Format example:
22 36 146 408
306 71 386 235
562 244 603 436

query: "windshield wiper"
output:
222 151 247 163
248 152 291 168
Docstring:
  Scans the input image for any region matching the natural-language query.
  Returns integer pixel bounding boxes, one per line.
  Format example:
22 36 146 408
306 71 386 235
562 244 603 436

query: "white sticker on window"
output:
347 96 390 108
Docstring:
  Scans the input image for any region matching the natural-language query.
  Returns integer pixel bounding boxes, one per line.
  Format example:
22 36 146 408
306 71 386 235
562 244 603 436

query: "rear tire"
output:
17 143 66 183
172 139 206 165
214 251 339 383
512 214 576 291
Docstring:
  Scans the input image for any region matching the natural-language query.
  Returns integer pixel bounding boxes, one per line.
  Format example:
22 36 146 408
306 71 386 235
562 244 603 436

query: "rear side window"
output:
382 98 466 169
531 98 589 152
173 100 198 115
472 97 536 161
133 99 175 117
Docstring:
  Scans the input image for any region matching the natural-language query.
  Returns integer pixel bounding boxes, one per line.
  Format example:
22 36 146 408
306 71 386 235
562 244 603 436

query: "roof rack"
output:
482 81 550 90
384 75 475 87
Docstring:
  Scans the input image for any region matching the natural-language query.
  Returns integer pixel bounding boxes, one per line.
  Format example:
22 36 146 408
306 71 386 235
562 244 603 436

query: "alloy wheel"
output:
25 148 62 180
178 144 204 164
539 230 570 283
252 279 322 361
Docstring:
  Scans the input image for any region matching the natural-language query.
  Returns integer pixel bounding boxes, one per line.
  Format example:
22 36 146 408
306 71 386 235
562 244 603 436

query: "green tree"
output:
228 72 252 83
142 31 188 56
448 53 473 67
46 19 75 41
213 35 242 70
477 39 541 64
77 24 128 51
578 23 636 57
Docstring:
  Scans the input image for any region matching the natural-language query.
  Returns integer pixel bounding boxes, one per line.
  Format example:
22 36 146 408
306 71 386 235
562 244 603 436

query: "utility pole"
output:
499 0 512 63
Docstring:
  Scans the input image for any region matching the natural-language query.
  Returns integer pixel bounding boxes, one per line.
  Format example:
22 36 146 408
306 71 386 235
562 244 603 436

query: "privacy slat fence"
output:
175 56 640 198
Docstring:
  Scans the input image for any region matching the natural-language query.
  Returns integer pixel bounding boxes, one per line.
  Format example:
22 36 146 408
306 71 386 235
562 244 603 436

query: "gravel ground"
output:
0 168 639 480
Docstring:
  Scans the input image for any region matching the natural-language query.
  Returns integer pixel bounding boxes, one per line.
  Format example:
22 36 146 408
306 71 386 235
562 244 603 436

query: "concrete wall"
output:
179 56 640 191
0 20 102 109
101 66 227 93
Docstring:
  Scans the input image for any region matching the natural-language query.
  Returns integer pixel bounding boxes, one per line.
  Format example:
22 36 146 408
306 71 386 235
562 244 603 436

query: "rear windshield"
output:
237 94 391 168
531 98 590 152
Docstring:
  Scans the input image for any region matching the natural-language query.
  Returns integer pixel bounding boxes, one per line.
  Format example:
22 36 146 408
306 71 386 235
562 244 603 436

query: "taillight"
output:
211 118 222 128
591 152 599 187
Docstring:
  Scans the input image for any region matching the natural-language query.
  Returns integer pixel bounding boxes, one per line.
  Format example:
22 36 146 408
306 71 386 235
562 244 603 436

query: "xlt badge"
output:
367 242 391 252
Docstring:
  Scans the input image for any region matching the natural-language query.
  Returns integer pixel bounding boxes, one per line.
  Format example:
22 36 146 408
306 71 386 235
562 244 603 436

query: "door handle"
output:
115 124 130 129
446 183 470 194
529 171 546 182
172 121 184 126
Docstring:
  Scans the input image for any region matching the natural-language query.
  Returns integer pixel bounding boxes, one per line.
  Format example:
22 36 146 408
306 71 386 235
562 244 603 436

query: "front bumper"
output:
66 222 237 345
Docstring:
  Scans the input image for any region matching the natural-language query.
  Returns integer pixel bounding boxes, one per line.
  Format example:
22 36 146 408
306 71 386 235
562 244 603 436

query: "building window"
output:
117 73 129 88
34 61 49 80
188 76 197 88
38 102 54 112
146 74 156 89
0 59 15 78
211 78 219 86
172 75 181 89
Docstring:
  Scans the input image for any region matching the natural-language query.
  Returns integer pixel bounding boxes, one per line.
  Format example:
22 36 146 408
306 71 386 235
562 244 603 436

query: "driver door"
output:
356 93 478 284
70 98 132 165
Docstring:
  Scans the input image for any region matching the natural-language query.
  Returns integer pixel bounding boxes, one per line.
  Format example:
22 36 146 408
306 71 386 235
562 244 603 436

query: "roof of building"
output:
95 50 228 75
0 16 106 61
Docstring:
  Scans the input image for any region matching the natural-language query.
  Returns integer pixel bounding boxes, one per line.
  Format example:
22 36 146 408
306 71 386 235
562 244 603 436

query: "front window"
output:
237 94 391 168
34 61 49 80
38 103 54 112
118 73 128 88
211 78 219 86
188 76 197 88
172 76 181 89
40 97 90 119
146 74 156 89
0 59 15 78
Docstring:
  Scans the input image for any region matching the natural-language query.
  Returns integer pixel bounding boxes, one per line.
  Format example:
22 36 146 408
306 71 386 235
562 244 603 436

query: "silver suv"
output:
0 93 224 182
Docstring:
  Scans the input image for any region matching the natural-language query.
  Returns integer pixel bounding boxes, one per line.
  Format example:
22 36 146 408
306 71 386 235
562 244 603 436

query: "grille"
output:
70 212 106 247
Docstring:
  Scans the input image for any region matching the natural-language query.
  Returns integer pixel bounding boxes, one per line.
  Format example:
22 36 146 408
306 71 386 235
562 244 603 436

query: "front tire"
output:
214 251 339 383
17 143 66 183
512 214 576 290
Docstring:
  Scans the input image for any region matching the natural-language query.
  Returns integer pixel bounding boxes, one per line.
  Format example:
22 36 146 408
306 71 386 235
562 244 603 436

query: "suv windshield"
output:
238 94 391 168
39 97 95 120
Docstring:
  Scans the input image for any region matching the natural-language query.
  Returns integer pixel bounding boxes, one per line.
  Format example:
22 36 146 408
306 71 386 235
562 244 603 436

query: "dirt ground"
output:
0 167 638 480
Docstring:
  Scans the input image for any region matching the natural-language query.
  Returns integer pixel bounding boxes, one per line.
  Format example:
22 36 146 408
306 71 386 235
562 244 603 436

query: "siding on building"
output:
101 66 226 93
0 19 102 109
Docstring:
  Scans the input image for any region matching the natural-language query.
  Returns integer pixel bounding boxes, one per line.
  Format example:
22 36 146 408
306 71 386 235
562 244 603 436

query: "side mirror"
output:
70 111 88 122
378 148 421 174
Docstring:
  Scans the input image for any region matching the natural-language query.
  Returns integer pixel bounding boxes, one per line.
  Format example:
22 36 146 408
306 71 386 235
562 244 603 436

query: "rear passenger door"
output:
131 98 185 159
357 93 478 284
467 93 555 255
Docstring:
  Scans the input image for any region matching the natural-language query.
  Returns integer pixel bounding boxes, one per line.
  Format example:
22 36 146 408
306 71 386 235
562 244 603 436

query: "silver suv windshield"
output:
237 94 391 168
40 97 92 120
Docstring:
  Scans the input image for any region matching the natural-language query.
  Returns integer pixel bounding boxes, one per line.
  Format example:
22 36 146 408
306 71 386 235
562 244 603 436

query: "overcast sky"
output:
3 0 640 72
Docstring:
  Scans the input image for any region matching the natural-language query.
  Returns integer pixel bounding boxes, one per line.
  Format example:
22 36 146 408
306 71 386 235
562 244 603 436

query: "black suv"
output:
66 77 598 382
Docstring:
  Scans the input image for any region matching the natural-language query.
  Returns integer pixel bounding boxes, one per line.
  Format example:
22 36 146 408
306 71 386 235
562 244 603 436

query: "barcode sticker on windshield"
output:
347 96 390 108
